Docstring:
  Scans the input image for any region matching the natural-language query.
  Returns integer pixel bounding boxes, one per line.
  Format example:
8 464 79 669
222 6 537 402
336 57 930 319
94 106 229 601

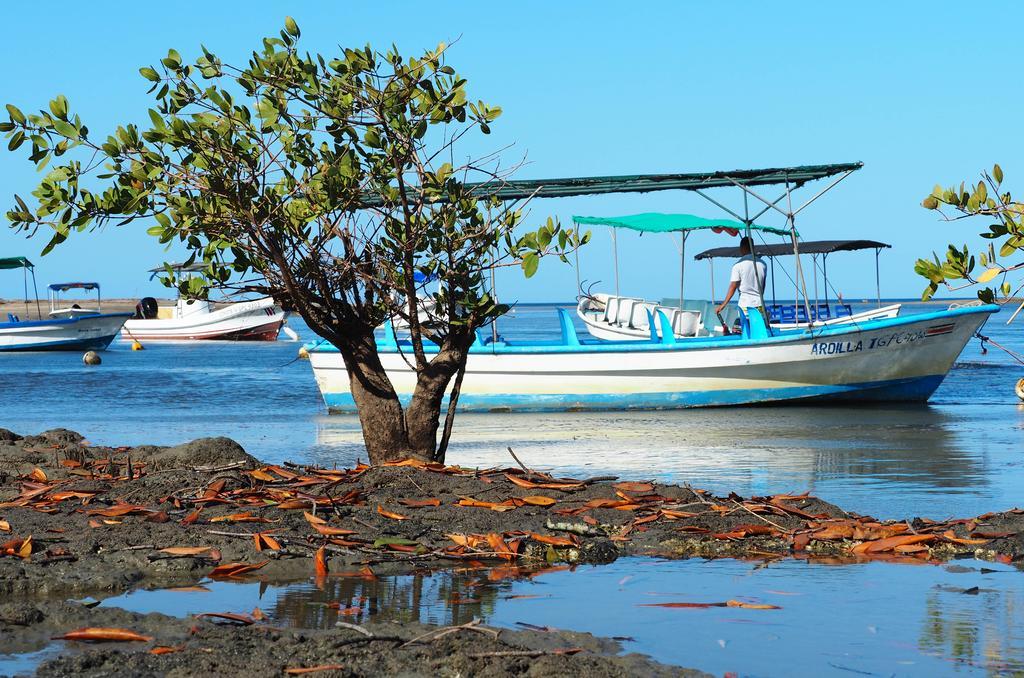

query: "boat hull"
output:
308 305 995 413
0 313 132 352
121 298 285 341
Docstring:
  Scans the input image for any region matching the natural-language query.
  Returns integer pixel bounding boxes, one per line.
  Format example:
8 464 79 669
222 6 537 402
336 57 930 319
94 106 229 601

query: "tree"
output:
917 164 1024 315
1 19 585 463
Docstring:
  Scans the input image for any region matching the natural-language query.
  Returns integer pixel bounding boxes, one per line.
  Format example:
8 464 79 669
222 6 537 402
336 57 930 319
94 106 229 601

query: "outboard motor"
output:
135 297 159 320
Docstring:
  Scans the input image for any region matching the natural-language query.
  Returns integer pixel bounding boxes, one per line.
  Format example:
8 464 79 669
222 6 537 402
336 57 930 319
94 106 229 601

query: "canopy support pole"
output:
822 254 829 310
31 268 41 320
491 206 499 343
22 266 29 320
612 227 620 297
875 248 882 308
709 259 716 304
812 254 819 318
573 220 582 296
678 231 687 308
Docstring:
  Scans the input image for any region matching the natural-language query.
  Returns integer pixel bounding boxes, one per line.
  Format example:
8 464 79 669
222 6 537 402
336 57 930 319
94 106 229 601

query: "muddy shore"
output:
2 428 1023 675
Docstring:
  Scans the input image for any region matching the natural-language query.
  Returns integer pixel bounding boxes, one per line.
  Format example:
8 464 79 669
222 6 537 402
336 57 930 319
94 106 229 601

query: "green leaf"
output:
976 267 1001 284
52 119 78 140
5 104 25 124
284 16 300 37
993 164 1003 184
139 67 160 82
146 225 164 236
7 130 25 151
48 95 68 120
522 252 539 278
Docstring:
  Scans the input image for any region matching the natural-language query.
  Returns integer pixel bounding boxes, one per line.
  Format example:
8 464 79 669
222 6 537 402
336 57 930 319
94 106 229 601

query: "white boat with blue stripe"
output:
0 259 130 352
308 303 995 412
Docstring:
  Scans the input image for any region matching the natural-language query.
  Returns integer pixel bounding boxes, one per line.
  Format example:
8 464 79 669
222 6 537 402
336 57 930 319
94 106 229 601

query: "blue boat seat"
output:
7 313 18 323
835 304 853 318
556 308 581 346
815 304 832 321
739 307 771 339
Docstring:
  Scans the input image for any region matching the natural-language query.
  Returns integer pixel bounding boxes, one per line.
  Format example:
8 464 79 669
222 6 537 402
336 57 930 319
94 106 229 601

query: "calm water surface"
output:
1 302 1020 519
2 301 1023 676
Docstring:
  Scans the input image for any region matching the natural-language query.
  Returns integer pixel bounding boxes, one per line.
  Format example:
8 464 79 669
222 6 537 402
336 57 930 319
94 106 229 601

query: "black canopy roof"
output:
358 163 863 207
693 239 890 260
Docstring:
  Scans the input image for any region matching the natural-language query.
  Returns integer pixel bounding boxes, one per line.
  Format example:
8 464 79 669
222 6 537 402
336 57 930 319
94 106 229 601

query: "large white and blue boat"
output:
0 259 130 352
305 163 998 412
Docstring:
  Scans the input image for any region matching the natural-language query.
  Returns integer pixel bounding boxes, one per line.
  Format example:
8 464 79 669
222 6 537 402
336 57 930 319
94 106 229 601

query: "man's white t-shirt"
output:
730 255 767 308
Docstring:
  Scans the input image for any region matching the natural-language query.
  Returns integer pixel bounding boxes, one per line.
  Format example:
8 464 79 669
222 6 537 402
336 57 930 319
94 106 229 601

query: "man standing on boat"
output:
715 236 767 334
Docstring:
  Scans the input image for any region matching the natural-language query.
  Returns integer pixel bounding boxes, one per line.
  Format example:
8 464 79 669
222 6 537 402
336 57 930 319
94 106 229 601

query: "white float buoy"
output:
282 326 300 342
131 340 144 351
1016 378 1024 401
82 351 101 366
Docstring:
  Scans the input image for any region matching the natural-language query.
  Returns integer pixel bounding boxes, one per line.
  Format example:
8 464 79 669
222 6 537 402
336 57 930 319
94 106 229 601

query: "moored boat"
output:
0 261 130 352
308 303 996 412
120 264 286 341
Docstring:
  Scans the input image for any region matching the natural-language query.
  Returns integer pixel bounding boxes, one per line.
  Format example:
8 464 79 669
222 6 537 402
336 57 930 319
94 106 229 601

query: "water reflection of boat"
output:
0 258 130 352
121 264 286 341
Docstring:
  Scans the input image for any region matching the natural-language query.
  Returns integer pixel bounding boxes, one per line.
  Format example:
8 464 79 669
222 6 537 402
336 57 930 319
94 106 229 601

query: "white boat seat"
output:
616 298 639 327
603 297 620 323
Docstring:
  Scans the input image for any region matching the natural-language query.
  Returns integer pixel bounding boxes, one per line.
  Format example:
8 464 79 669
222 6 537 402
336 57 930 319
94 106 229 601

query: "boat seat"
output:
673 310 701 337
740 307 771 340
815 304 832 321
835 304 853 318
615 298 640 327
630 303 653 330
779 306 796 324
7 313 18 322
603 297 620 324
556 308 580 346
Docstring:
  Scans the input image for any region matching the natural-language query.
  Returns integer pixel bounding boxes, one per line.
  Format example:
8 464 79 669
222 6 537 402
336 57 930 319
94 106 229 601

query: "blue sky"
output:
1 2 1021 303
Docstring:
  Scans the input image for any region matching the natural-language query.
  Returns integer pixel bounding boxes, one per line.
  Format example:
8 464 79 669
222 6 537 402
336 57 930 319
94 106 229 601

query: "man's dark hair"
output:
739 236 754 252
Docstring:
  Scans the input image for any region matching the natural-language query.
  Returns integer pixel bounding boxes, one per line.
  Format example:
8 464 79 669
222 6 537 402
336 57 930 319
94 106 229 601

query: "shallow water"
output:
2 302 1024 676
1 302 1021 519
67 557 1020 677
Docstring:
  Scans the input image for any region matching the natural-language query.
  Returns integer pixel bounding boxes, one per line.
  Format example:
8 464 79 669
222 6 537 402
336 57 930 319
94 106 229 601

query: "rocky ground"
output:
2 427 1022 675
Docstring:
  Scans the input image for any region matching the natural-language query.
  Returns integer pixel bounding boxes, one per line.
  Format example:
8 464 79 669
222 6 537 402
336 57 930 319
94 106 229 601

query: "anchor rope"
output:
974 331 1024 367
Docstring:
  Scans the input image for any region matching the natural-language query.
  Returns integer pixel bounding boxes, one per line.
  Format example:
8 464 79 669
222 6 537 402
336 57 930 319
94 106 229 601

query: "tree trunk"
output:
404 347 461 462
340 331 412 464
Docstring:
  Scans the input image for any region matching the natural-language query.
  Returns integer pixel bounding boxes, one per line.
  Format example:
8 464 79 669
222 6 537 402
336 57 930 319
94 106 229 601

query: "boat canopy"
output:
48 282 100 291
694 239 891 260
0 256 33 270
572 213 795 237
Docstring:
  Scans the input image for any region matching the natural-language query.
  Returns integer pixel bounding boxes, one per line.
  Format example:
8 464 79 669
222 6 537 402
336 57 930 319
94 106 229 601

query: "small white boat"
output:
122 296 285 341
120 263 286 341
0 261 129 352
308 304 996 412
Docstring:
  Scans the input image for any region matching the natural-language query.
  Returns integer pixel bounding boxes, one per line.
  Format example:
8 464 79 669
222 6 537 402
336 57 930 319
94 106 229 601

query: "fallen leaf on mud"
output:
208 560 268 578
504 474 583 491
851 534 935 554
371 537 420 548
180 508 203 525
397 498 441 508
2 535 33 559
29 467 47 482
0 520 9 532
248 469 277 482
457 497 516 512
54 627 154 642
196 612 257 625
315 546 328 577
529 533 578 547
376 505 408 520
251 607 267 621
614 482 654 494
253 533 282 552
158 546 212 557
520 496 557 507
209 512 272 524
941 530 990 546
486 532 517 561
149 646 182 655
285 666 345 675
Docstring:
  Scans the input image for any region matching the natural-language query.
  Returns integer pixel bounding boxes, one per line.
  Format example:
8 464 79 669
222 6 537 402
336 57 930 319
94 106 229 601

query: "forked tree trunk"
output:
340 329 474 465
340 332 411 464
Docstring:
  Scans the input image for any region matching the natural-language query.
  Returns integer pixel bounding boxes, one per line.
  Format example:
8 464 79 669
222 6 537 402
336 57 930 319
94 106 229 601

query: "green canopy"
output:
572 213 796 237
0 256 33 270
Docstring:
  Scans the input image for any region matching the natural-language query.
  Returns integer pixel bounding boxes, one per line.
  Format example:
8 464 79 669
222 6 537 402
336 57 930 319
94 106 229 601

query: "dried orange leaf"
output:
285 666 345 675
314 546 328 577
614 481 654 494
397 497 441 508
520 496 557 507
376 505 408 521
529 533 577 547
149 646 182 655
29 468 47 482
158 546 211 556
208 560 269 578
55 627 154 642
0 519 9 532
196 612 256 625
